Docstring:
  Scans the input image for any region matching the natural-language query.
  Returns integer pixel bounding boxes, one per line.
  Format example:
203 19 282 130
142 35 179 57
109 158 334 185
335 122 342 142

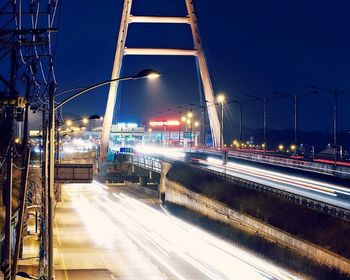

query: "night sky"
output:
54 0 350 139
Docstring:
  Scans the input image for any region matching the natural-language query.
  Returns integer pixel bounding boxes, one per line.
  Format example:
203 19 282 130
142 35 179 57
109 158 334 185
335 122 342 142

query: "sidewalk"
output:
16 212 40 279
18 200 112 280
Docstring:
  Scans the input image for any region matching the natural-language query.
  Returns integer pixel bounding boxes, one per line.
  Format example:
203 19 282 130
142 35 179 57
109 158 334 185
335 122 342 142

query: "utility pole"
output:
3 113 13 280
48 82 56 280
12 104 31 280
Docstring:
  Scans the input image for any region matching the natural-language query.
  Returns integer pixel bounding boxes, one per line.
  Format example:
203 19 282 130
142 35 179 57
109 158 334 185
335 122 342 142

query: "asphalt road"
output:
54 181 300 280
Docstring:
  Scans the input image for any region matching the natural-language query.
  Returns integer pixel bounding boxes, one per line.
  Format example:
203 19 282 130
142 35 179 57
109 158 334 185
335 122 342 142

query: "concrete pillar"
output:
159 162 172 202
139 176 148 186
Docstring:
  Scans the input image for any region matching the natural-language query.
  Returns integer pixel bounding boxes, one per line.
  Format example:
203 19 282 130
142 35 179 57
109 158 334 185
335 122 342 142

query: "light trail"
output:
68 181 301 280
195 157 350 202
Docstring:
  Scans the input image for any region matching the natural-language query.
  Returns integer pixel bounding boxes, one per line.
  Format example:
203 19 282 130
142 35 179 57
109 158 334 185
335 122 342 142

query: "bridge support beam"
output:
100 0 222 160
159 162 172 202
139 176 148 187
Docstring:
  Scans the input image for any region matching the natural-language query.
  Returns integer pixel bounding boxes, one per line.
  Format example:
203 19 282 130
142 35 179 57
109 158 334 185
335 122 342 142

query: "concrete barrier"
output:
164 177 350 275
124 181 159 198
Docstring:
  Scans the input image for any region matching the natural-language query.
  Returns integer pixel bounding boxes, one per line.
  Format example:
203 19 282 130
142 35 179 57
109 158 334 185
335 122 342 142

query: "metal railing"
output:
131 153 162 173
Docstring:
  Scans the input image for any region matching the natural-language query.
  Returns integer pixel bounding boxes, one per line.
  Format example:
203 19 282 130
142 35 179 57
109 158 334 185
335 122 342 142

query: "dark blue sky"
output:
55 0 350 136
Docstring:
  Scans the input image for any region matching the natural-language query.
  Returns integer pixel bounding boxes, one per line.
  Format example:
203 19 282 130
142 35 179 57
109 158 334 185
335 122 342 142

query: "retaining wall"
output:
164 177 350 275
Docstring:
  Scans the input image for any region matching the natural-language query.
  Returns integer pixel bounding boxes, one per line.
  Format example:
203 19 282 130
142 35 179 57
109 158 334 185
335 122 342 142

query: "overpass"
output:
129 150 350 221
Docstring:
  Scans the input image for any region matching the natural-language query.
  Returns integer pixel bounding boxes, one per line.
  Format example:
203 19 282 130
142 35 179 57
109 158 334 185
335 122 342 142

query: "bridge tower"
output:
100 0 221 159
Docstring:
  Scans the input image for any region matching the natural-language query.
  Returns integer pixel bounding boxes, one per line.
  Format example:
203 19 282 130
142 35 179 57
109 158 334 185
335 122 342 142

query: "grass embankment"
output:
167 162 350 259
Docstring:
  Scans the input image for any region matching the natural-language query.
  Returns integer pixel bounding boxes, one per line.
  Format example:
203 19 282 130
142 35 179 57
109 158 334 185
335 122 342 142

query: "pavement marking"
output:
60 252 69 280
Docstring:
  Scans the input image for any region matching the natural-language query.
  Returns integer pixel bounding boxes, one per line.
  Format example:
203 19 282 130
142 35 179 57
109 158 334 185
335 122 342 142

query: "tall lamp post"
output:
311 86 350 147
47 69 160 280
216 94 225 150
189 103 206 147
246 94 284 145
274 90 318 144
226 98 258 142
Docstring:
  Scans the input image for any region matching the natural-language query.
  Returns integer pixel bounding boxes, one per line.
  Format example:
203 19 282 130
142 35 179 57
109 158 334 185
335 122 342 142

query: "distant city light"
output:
115 122 138 128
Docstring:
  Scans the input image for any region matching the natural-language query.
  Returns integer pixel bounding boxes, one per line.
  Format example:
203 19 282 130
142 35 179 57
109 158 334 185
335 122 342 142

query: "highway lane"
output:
192 157 350 210
55 181 300 280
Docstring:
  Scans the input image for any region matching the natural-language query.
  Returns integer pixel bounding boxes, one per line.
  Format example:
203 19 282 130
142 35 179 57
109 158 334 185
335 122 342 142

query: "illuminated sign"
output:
149 120 180 127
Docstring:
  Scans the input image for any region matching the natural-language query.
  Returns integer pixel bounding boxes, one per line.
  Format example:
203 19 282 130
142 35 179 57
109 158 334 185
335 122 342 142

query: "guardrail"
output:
131 154 161 173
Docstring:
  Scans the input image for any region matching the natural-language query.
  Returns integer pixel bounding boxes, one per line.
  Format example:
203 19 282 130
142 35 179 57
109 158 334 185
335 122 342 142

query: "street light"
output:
216 94 225 149
55 115 101 163
47 69 160 280
189 103 206 147
310 86 350 148
274 90 318 144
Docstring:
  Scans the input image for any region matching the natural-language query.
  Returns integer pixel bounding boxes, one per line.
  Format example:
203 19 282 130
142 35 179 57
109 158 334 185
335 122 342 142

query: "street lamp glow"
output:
186 119 191 125
187 112 193 118
278 144 284 151
66 120 72 126
135 69 161 80
147 72 161 80
181 116 187 122
216 94 225 104
194 121 200 127
290 144 297 151
82 117 89 124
